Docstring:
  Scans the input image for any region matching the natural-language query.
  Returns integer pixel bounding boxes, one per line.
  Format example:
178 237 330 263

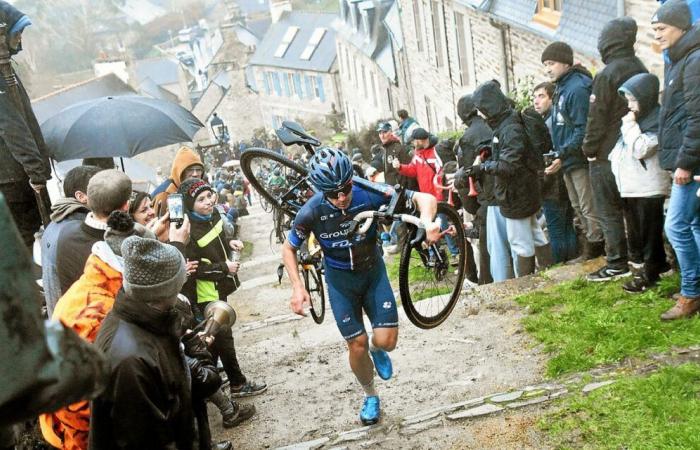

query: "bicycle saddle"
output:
275 121 321 147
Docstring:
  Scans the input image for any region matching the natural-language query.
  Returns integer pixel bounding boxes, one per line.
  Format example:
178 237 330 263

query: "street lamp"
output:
210 112 229 144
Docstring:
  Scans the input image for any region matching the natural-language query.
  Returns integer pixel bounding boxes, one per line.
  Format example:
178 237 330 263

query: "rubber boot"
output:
515 255 536 278
535 244 554 270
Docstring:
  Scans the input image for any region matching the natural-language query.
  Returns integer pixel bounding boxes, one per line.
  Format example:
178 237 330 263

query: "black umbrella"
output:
41 95 204 162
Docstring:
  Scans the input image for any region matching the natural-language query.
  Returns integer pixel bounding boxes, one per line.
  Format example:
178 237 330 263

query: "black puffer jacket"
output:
91 290 194 450
0 2 51 185
659 23 700 172
582 17 648 160
456 115 495 207
473 81 541 219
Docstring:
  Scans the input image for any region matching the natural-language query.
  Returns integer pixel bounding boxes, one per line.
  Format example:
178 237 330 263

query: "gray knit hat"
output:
652 0 692 30
104 211 156 256
120 236 186 301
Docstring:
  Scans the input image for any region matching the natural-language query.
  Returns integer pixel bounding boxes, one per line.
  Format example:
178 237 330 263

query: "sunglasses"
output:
325 181 353 200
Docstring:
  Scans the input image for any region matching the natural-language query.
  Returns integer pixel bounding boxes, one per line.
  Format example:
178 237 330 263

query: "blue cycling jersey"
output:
287 178 409 270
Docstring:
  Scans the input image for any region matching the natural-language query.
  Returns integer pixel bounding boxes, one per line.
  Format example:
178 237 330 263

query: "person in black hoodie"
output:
652 0 700 320
471 81 548 278
454 93 494 285
541 41 605 262
583 17 649 282
0 1 51 248
90 236 194 450
179 178 266 404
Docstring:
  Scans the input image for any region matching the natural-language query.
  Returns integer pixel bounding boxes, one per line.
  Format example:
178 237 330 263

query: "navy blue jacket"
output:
551 65 593 173
659 24 700 172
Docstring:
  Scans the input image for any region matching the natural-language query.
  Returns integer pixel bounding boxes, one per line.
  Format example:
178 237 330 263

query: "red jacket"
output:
398 146 443 200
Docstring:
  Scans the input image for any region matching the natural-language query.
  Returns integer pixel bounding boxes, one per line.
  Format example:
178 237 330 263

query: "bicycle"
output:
241 121 466 329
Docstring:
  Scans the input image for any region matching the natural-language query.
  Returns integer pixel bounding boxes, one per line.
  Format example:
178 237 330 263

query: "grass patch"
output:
515 273 700 377
540 363 700 449
385 251 454 301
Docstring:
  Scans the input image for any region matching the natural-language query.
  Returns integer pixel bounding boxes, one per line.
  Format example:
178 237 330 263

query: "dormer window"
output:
533 0 562 29
300 27 327 60
274 26 300 58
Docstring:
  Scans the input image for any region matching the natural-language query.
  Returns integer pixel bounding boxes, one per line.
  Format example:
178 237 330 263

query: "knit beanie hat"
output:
104 211 156 256
179 177 214 211
652 0 692 31
541 41 574 65
120 236 186 301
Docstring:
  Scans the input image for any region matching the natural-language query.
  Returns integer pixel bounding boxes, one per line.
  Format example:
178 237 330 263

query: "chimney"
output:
360 3 375 41
270 0 292 23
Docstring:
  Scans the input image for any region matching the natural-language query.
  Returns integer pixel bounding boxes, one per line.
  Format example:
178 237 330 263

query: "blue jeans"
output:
438 213 460 256
542 199 579 263
486 206 514 282
664 180 700 297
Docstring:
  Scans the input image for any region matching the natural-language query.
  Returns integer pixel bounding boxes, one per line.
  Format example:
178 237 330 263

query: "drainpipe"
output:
488 18 510 92
617 0 625 17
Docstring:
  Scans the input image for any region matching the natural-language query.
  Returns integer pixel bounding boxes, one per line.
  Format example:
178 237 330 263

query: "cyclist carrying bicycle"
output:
281 148 441 425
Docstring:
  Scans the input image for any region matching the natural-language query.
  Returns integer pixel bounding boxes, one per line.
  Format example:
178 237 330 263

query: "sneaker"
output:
370 349 393 380
230 380 268 398
222 402 256 428
623 276 656 294
462 278 478 291
359 396 381 425
586 265 630 282
449 253 460 267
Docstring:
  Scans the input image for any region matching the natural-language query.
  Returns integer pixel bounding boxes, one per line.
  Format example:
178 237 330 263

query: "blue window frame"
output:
262 71 270 95
283 73 292 97
293 73 303 99
304 75 314 100
272 72 282 96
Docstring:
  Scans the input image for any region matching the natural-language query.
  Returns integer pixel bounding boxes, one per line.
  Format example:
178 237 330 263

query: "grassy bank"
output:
515 273 700 378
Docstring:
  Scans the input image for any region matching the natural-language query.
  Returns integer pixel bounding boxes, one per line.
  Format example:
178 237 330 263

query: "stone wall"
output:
394 0 665 133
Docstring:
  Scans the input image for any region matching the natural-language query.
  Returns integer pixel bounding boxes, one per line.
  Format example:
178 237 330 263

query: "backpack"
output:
518 106 552 171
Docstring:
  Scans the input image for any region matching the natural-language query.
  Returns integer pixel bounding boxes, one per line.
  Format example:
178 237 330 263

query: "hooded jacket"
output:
582 17 648 160
90 290 194 450
456 114 495 208
609 73 670 198
152 146 203 216
0 2 51 185
473 81 541 219
658 23 700 171
397 145 444 201
551 64 593 172
40 243 123 450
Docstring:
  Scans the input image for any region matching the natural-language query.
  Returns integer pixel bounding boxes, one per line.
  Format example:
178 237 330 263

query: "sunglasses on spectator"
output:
325 181 353 199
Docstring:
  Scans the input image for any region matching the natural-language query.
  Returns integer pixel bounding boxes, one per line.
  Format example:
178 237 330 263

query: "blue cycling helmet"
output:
307 147 353 192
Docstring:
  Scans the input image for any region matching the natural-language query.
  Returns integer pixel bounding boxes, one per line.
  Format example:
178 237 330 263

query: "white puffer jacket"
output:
609 120 670 198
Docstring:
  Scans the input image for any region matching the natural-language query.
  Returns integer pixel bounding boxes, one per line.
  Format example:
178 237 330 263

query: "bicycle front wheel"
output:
241 148 310 217
303 264 326 324
398 202 466 329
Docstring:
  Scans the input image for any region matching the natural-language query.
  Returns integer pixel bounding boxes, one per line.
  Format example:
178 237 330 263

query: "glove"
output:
469 164 484 177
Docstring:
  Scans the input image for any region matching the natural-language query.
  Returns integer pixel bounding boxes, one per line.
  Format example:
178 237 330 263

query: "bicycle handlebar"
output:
350 211 432 247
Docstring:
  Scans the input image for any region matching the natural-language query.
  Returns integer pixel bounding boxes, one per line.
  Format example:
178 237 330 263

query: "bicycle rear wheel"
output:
241 148 311 217
303 264 325 324
398 202 466 329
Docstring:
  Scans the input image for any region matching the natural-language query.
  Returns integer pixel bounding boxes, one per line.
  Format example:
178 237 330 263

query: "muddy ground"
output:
211 201 594 449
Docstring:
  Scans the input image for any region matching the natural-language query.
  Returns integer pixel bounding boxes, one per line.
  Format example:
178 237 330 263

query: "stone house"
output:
334 0 411 131
391 0 665 133
247 4 342 130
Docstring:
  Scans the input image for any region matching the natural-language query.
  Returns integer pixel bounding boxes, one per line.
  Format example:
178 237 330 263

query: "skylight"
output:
274 26 300 58
300 27 326 61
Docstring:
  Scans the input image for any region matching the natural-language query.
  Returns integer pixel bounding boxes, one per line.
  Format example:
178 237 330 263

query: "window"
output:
534 0 562 29
370 71 378 107
304 75 314 99
430 1 444 67
454 12 470 86
262 70 271 95
293 73 303 98
386 88 393 113
412 0 424 52
345 48 352 83
284 73 292 97
274 26 300 58
300 27 327 60
316 75 325 102
271 72 282 96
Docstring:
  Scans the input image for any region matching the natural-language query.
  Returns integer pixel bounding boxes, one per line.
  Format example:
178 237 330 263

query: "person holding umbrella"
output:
0 1 51 247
